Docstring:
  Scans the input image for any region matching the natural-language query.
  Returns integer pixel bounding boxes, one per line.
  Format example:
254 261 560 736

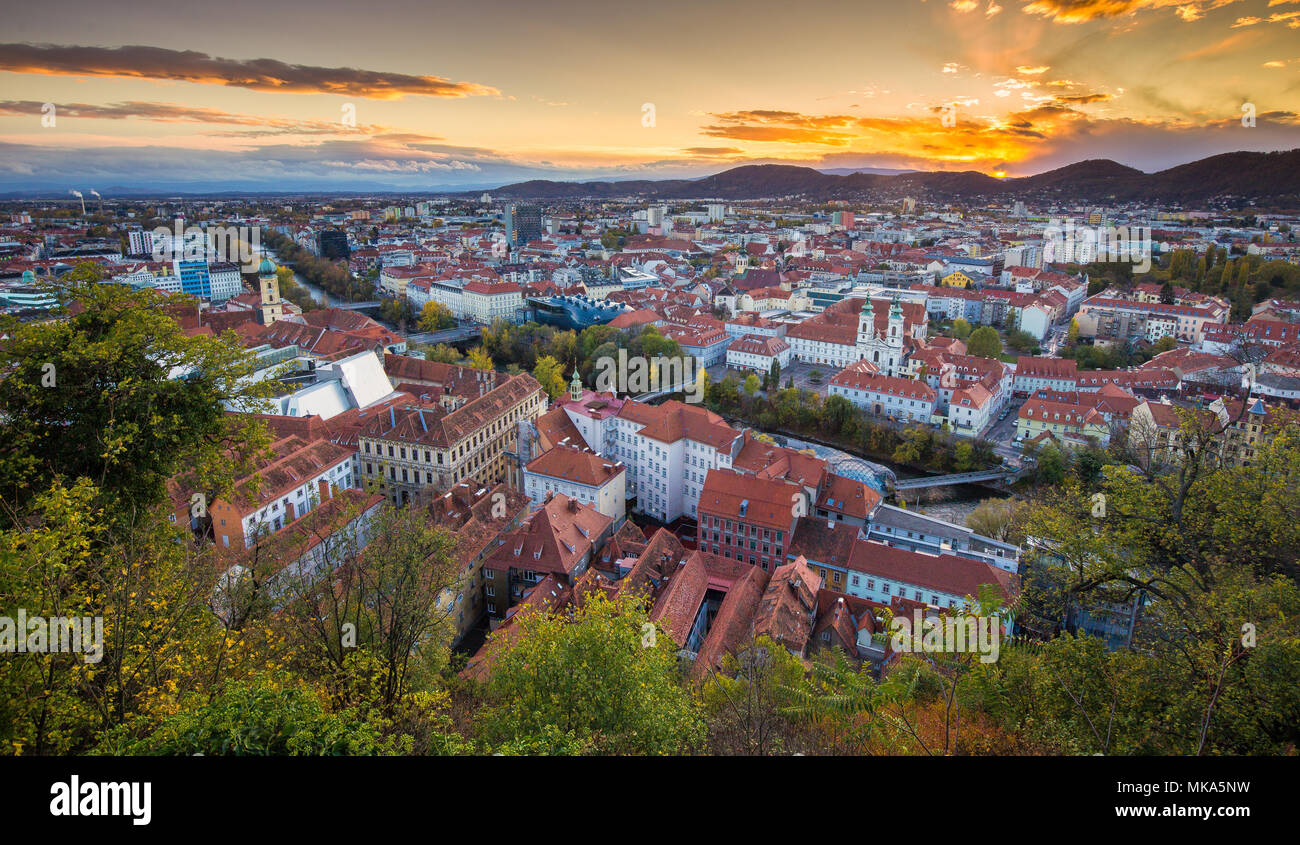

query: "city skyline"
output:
1 0 1298 191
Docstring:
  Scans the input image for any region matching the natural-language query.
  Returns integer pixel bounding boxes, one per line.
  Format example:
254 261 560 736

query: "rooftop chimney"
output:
318 479 332 502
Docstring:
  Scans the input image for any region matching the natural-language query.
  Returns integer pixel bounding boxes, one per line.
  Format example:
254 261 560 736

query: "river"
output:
772 433 1012 526
256 243 346 308
292 270 343 308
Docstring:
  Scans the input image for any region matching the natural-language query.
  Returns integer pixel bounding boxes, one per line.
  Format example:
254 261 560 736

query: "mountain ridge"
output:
476 149 1300 204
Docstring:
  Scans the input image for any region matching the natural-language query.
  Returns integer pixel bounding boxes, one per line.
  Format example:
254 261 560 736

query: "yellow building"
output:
1016 397 1110 448
941 271 975 288
257 258 283 325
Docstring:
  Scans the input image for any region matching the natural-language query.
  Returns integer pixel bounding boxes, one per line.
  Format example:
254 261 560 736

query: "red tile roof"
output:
525 444 625 487
698 468 801 533
847 540 1018 602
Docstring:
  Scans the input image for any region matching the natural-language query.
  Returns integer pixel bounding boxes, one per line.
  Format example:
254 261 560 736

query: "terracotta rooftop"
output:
846 539 1018 602
698 468 801 532
525 443 626 487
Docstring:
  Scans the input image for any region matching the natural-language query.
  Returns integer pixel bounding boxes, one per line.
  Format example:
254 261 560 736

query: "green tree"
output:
418 301 455 332
0 271 271 527
953 441 974 472
1007 330 1038 353
1036 443 1067 484
965 497 1022 543
476 592 705 755
700 636 809 755
966 326 1002 359
823 395 855 433
424 344 462 364
952 318 972 339
97 680 409 756
532 355 567 399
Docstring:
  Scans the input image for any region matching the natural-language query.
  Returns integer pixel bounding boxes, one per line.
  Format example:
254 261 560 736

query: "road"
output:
979 397 1027 462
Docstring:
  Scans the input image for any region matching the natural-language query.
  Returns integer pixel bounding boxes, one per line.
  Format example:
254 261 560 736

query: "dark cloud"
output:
1053 93 1113 104
680 146 746 157
0 99 386 136
0 43 499 99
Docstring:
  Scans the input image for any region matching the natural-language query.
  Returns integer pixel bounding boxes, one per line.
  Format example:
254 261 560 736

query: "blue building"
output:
175 260 212 299
528 295 629 331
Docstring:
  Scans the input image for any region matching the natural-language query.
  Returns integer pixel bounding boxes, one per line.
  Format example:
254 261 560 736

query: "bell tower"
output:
257 257 283 325
857 296 875 345
888 291 904 342
569 367 583 402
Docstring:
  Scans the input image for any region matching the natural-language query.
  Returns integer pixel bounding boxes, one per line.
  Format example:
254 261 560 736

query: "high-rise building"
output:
504 203 541 247
127 229 153 256
317 229 350 260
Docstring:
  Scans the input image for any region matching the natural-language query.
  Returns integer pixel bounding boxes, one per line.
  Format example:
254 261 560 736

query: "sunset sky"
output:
1 0 1297 192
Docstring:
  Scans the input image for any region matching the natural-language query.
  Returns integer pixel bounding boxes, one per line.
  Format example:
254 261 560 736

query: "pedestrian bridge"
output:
632 380 699 402
892 467 1017 490
404 326 483 345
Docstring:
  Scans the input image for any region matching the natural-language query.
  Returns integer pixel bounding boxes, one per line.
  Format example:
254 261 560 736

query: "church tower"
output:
887 291 904 343
569 367 583 402
885 291 906 375
857 296 876 344
257 257 283 325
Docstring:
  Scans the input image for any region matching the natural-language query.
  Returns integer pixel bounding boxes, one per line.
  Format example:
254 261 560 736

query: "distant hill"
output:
817 166 916 176
478 149 1300 205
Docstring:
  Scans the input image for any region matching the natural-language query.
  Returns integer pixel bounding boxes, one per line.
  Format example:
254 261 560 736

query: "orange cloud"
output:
695 100 1125 167
1232 9 1300 25
1022 0 1242 24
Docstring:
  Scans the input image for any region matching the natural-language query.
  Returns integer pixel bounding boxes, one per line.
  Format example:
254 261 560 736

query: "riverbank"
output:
706 411 1012 526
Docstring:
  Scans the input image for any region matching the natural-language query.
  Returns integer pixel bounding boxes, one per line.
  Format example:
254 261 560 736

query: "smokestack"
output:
69 190 84 215
318 479 331 502
89 189 102 213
